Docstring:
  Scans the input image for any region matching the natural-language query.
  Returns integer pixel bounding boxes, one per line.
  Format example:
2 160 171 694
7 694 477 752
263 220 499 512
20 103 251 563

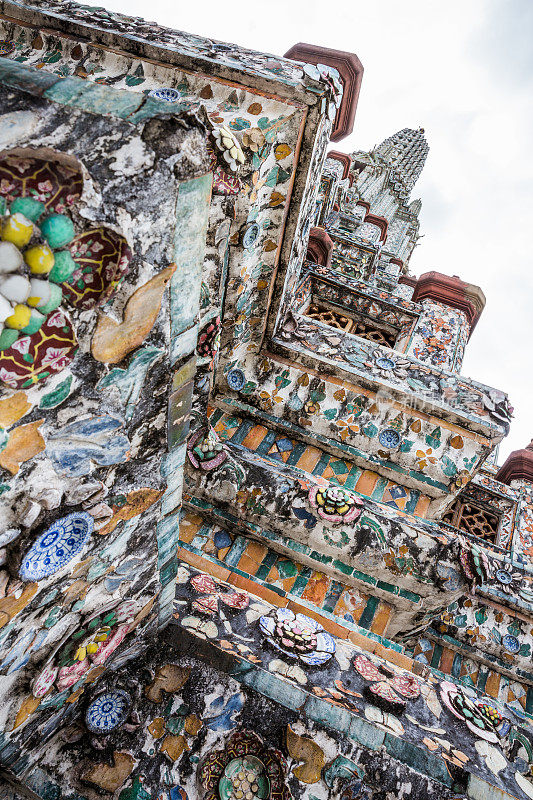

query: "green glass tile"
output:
291 567 313 597
330 459 349 475
0 57 59 95
46 79 143 118
371 477 388 500
241 669 307 711
333 560 354 576
255 550 278 581
348 714 386 750
256 430 277 455
430 644 443 669
286 441 307 466
209 408 224 427
384 736 452 787
352 569 376 586
128 96 188 123
398 588 421 602
275 558 299 580
404 489 420 515
229 418 254 445
224 536 249 567
476 666 489 693
526 686 533 715
288 540 310 555
309 550 333 564
376 580 398 595
357 596 379 630
344 465 362 489
312 452 332 476
304 695 352 734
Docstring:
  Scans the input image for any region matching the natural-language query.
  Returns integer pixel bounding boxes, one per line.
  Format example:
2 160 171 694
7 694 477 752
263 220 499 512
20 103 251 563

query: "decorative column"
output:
405 271 486 371
496 442 533 565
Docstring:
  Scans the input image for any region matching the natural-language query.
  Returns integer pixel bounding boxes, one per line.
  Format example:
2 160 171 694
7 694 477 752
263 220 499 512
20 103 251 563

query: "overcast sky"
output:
88 0 533 463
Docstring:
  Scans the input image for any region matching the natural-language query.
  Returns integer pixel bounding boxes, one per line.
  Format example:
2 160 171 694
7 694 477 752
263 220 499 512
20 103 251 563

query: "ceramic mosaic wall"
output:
1 3 533 800
210 407 430 514
0 51 213 768
10 575 533 800
405 300 470 372
218 341 506 500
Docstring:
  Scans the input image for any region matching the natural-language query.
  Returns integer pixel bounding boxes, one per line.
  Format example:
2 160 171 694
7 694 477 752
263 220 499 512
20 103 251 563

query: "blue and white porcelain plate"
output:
149 87 181 103
496 569 513 585
20 512 93 581
502 634 520 654
376 357 396 371
85 689 132 733
227 368 246 391
378 428 401 449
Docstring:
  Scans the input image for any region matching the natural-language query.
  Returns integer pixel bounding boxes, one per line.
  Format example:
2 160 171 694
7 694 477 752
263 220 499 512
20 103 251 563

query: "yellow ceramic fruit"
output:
1 213 33 248
24 244 55 275
5 303 31 330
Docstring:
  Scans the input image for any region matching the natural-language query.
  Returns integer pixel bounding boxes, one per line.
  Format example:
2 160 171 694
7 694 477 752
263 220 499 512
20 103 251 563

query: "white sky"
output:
87 0 533 462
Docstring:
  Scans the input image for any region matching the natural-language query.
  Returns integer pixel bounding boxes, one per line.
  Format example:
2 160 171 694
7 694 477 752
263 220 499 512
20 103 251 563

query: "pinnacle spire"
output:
374 127 429 196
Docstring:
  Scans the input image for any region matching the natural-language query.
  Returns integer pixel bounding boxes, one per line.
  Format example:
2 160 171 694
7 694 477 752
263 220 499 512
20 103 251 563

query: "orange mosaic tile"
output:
334 587 367 623
484 671 502 698
227 572 288 608
265 562 302 593
348 629 378 653
179 512 203 544
210 412 431 518
355 470 380 496
295 445 323 473
241 425 269 450
373 643 414 672
301 571 330 606
438 647 455 676
177 548 231 583
237 540 269 575
370 603 392 636
414 495 431 517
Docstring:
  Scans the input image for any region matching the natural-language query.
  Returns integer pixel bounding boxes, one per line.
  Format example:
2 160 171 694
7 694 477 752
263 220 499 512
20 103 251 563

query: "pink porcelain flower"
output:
309 485 363 524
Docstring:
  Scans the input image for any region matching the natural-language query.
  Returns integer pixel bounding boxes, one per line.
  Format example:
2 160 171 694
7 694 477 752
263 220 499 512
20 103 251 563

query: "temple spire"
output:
373 127 429 196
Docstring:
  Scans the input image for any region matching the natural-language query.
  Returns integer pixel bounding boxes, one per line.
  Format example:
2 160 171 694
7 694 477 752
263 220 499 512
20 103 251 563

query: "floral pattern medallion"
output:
308 485 363 524
352 654 421 709
20 511 93 581
85 689 132 733
31 600 140 697
187 428 227 471
200 730 291 800
440 681 511 743
190 573 249 614
259 607 335 666
0 153 131 388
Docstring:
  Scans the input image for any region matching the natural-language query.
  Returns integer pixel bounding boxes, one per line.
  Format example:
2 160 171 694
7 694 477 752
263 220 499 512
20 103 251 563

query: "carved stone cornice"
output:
411 271 486 332
496 442 533 485
327 149 352 179
306 226 334 267
284 42 364 142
